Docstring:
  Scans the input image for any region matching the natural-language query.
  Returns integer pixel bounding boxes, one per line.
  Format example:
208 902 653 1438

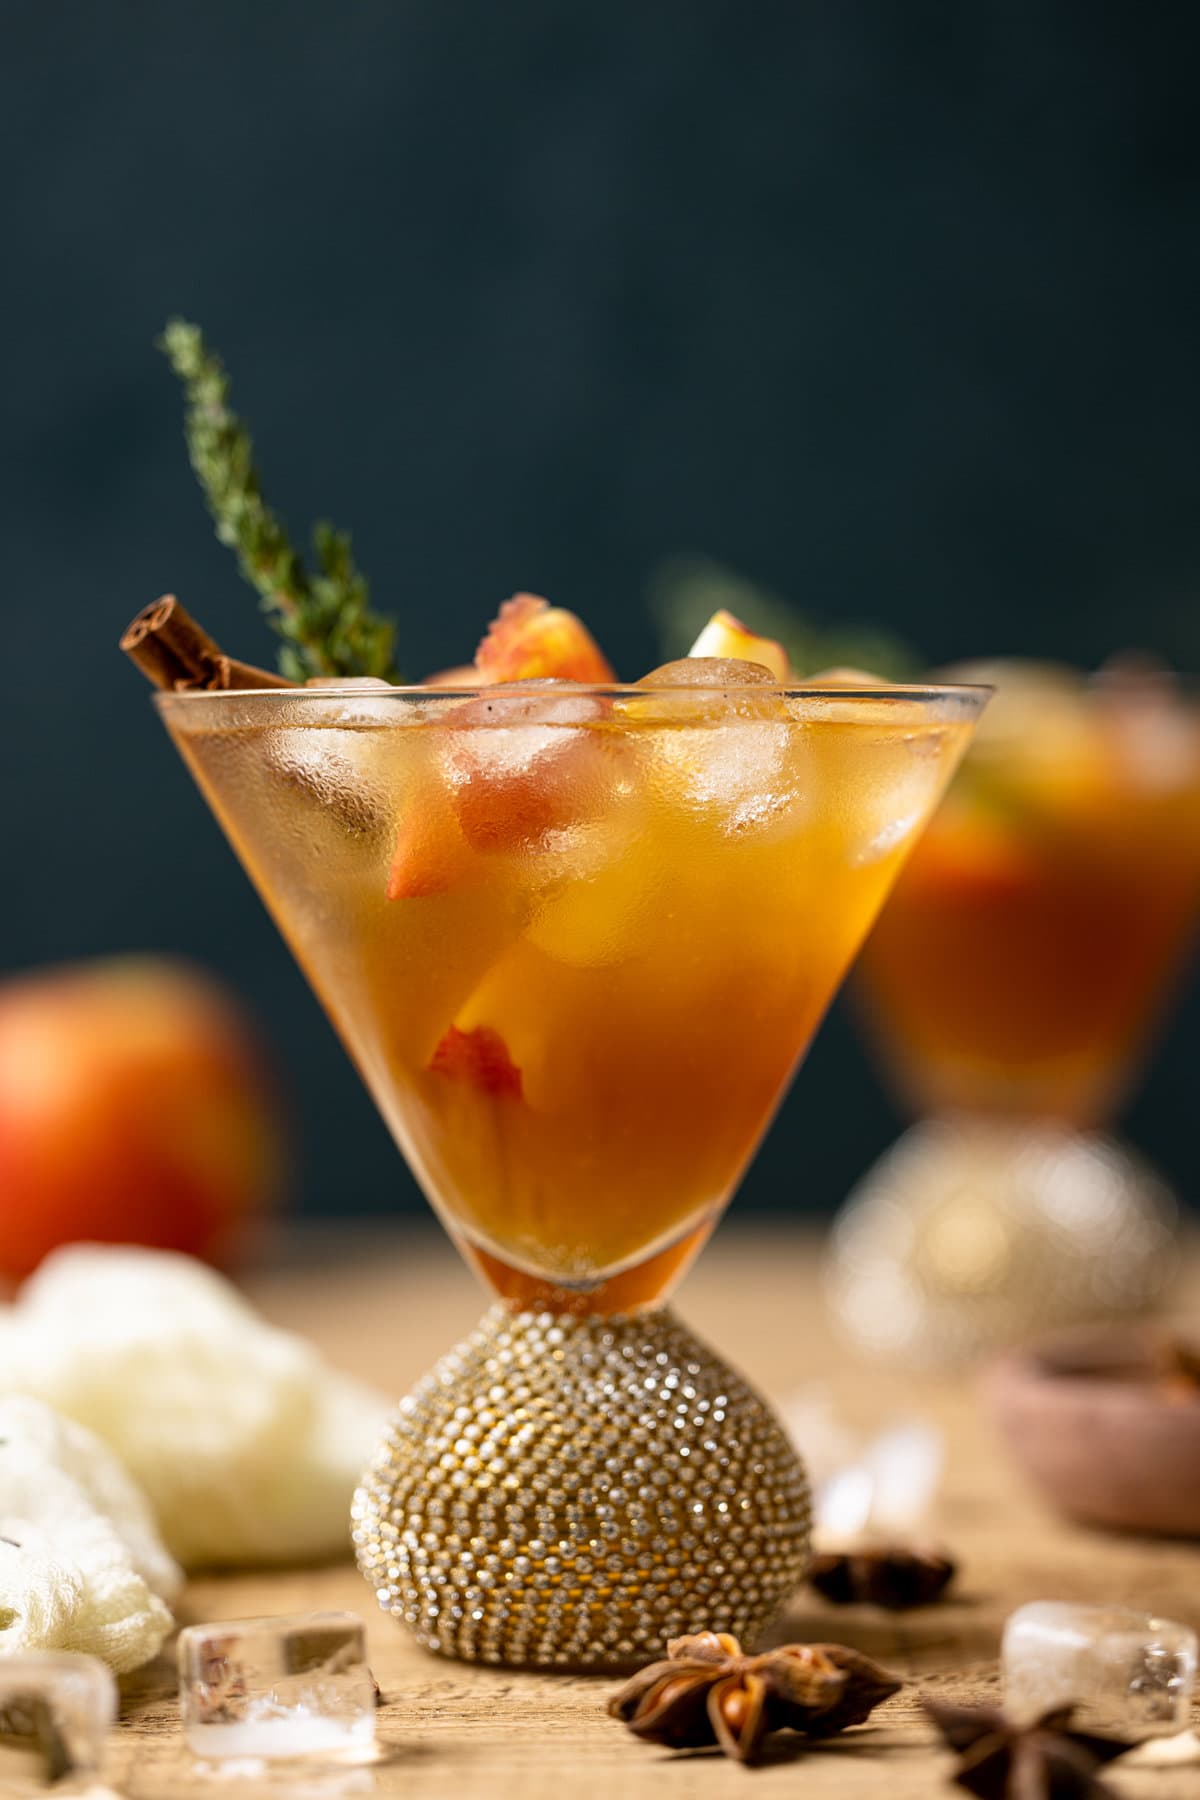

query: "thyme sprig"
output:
159 319 400 682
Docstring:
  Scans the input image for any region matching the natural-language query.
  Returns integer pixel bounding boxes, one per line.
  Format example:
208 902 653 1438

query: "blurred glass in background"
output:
828 665 1200 1362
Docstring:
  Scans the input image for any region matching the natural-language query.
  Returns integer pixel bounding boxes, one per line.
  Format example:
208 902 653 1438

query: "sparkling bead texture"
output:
826 1118 1176 1367
353 1305 811 1670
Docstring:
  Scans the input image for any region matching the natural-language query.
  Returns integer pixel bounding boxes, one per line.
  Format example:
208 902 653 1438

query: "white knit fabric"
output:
0 1246 389 1570
0 1397 179 1673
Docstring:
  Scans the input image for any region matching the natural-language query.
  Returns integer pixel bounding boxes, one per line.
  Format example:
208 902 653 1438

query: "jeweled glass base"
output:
826 1115 1178 1367
352 1305 811 1670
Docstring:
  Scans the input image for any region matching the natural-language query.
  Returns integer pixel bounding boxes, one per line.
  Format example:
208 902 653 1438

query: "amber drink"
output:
163 678 980 1308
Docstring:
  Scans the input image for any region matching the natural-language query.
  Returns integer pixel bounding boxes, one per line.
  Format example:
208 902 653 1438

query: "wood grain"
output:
104 1227 1200 1798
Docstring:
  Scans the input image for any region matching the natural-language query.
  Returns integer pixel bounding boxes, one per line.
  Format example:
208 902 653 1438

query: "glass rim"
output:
937 660 1199 691
156 679 992 709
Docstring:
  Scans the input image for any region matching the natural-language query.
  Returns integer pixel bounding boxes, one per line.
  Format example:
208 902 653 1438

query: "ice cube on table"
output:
859 1421 944 1537
1002 1602 1198 1738
779 1392 943 1547
813 1421 942 1545
177 1611 376 1762
776 1390 860 1493
0 1651 117 1784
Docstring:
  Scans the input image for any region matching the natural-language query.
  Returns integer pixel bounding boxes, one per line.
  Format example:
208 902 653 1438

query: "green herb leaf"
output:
158 319 400 682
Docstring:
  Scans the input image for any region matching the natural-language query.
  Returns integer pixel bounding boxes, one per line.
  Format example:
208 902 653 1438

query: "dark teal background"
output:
4 3 1197 1217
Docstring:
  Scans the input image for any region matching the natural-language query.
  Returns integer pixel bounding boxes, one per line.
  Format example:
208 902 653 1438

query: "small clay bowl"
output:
984 1323 1200 1538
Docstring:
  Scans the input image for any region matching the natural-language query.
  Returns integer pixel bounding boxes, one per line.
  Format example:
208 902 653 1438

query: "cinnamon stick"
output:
120 595 295 692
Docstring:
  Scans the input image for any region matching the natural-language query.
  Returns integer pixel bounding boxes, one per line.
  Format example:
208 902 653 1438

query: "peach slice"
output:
396 591 615 889
445 687 614 855
429 1024 523 1098
386 788 477 899
476 594 616 684
687 609 789 680
388 688 614 894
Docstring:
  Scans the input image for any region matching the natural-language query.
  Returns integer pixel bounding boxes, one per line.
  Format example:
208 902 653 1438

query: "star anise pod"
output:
809 1545 957 1610
924 1698 1135 1798
609 1630 901 1764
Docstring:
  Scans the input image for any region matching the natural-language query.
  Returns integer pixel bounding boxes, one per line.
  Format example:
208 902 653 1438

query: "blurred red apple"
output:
0 956 284 1282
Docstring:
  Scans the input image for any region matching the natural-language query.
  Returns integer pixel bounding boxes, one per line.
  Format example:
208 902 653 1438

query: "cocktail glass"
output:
157 674 983 1667
830 664 1200 1366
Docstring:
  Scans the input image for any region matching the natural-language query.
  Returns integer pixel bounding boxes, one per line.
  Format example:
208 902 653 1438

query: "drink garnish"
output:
120 594 294 692
429 1026 523 1098
386 798 475 899
159 319 400 684
686 607 789 678
475 593 615 683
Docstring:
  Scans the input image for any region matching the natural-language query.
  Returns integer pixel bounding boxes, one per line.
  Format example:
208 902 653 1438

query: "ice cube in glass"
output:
0 1651 116 1785
177 1610 376 1761
1003 1601 1198 1737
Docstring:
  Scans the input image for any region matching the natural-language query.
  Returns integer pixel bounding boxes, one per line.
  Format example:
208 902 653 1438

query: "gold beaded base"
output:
352 1304 811 1670
826 1117 1178 1367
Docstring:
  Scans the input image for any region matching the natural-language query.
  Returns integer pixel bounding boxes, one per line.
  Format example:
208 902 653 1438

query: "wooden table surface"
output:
106 1227 1200 1799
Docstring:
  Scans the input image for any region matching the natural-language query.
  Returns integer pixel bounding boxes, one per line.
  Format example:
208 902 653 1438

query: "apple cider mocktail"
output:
165 676 973 1299
860 666 1200 1124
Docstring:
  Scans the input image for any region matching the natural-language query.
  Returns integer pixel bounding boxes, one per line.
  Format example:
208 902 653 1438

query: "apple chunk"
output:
0 957 282 1280
387 777 477 899
687 609 789 680
429 1024 523 1098
388 689 617 895
476 593 615 684
448 690 613 853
